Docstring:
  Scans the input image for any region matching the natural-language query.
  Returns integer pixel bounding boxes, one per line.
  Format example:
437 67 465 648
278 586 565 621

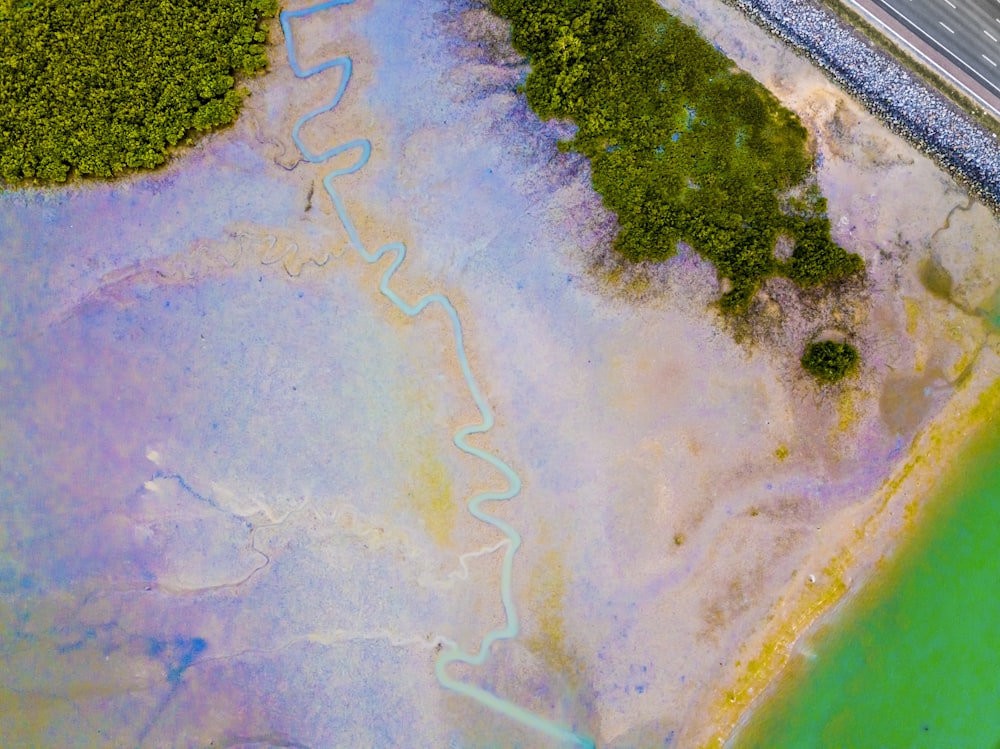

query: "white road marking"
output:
943 0 956 8
985 53 998 66
855 0 1000 118
878 0 1000 98
987 29 999 41
940 20 955 33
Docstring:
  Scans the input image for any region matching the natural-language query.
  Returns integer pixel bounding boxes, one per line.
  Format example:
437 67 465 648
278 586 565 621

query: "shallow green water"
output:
988 289 1000 328
734 408 1000 748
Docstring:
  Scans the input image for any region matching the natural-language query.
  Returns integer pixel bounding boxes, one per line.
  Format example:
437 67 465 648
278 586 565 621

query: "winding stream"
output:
280 2 594 746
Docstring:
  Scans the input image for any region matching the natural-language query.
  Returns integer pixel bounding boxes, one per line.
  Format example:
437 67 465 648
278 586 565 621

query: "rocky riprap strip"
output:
727 0 1000 206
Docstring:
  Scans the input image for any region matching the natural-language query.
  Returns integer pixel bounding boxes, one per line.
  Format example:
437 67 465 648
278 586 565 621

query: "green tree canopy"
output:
0 0 278 183
801 340 860 383
491 0 864 313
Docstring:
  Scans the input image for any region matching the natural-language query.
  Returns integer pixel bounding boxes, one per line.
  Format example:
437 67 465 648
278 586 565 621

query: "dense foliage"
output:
0 0 278 183
801 340 860 383
491 0 864 311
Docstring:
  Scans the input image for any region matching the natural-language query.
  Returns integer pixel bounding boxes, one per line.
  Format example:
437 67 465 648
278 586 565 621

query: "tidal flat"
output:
1 0 999 747
732 406 1000 746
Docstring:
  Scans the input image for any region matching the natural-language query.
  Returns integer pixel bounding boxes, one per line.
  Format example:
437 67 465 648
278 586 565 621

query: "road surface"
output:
850 0 1000 117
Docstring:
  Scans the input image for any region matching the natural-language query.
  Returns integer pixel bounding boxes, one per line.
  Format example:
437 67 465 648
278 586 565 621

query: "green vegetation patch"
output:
491 0 864 312
0 0 278 183
801 340 860 383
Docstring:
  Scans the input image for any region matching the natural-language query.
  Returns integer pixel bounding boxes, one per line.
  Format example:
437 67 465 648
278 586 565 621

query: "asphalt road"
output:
866 0 1000 103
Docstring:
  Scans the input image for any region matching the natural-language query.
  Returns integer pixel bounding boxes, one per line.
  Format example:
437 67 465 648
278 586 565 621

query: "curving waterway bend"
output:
280 2 595 747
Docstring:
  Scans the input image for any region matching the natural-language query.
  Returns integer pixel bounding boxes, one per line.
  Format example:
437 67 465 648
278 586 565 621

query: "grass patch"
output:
0 0 278 184
490 0 864 315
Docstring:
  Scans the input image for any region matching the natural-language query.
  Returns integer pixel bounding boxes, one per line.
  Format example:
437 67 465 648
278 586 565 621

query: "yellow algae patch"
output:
698 552 853 749
963 376 1000 424
700 375 1000 748
0 690 66 744
405 447 457 548
947 349 976 387
595 260 658 302
620 270 653 299
903 296 920 336
525 548 584 685
835 388 859 433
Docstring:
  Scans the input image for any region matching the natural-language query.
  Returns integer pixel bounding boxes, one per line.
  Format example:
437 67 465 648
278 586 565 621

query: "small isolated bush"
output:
801 340 860 383
0 0 279 184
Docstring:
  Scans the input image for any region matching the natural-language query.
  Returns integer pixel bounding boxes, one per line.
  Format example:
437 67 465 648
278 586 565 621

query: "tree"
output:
489 0 865 313
801 341 860 383
0 0 278 185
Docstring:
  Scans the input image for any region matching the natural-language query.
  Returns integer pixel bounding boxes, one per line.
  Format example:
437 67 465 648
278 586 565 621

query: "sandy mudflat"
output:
1 1 999 747
242 2 1000 745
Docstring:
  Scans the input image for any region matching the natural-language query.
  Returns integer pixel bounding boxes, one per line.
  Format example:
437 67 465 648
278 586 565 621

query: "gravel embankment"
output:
729 0 1000 205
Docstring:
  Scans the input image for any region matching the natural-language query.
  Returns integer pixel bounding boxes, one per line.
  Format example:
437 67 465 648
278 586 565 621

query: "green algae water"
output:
988 289 1000 327
733 405 1000 748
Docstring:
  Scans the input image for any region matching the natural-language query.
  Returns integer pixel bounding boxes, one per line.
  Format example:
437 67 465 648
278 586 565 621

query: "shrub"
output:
0 0 279 184
801 340 860 383
490 0 865 311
